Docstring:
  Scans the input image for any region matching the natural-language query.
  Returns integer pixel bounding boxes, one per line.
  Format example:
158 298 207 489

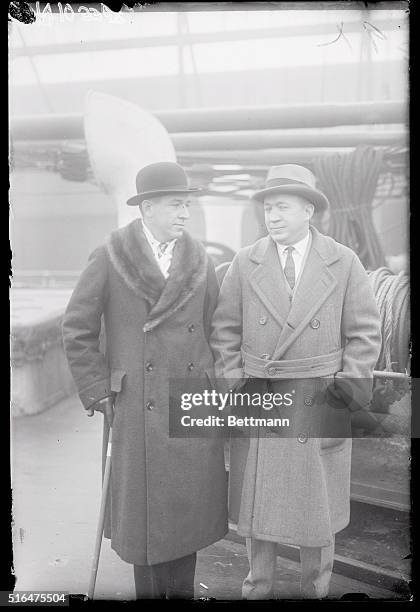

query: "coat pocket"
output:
110 369 127 393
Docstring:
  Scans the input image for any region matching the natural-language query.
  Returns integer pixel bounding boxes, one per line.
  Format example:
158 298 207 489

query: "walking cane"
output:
87 422 112 600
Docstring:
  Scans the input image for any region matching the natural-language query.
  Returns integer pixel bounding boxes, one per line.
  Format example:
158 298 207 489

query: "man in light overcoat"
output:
210 164 381 599
62 162 228 599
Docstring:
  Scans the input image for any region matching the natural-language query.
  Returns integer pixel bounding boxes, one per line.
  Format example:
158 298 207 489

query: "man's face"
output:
142 194 191 242
263 192 314 245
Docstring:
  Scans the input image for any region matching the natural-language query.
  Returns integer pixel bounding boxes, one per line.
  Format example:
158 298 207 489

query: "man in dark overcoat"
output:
62 162 228 599
210 164 381 599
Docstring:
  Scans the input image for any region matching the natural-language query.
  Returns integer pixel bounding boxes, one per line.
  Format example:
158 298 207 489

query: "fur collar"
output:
106 219 208 331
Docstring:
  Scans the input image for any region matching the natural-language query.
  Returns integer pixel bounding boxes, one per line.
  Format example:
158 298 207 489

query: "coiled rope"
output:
314 145 386 270
368 267 410 374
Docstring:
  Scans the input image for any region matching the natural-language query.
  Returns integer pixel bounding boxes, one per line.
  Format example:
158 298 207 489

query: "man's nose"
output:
179 204 190 219
268 209 282 222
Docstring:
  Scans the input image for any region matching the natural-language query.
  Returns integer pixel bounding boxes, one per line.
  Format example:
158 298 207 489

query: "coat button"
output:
310 318 320 329
145 362 153 372
259 316 267 325
304 396 313 406
145 401 154 411
187 362 194 371
188 324 195 332
260 353 270 360
297 433 308 444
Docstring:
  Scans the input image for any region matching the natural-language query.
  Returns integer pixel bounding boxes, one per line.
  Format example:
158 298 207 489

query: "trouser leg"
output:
166 552 197 599
133 552 197 600
299 536 335 598
133 562 168 599
242 538 277 600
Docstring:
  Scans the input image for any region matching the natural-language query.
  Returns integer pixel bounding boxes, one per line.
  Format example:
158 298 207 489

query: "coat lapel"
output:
106 219 165 306
107 220 208 332
271 226 341 360
146 232 207 329
248 237 291 328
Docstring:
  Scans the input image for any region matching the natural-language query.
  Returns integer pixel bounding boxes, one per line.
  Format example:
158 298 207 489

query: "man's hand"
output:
86 395 114 427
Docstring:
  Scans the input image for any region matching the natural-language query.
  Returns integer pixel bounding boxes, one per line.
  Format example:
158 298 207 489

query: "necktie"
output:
157 242 169 258
283 246 295 290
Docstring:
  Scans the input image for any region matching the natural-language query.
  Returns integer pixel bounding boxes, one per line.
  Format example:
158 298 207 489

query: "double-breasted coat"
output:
210 225 381 548
62 219 228 565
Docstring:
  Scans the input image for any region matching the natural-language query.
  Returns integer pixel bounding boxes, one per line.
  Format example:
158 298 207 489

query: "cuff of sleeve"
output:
79 380 111 410
216 368 248 393
334 374 373 412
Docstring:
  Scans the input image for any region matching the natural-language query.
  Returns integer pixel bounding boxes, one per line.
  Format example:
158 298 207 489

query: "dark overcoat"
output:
210 225 381 548
62 219 228 565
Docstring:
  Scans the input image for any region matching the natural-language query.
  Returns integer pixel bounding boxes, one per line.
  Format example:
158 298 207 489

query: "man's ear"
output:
306 203 315 220
141 199 153 218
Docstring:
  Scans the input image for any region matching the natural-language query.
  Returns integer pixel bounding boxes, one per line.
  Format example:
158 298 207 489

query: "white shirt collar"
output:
141 219 176 252
275 231 310 257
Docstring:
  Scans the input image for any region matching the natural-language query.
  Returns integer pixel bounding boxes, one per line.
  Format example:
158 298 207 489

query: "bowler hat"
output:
253 164 329 212
127 161 201 206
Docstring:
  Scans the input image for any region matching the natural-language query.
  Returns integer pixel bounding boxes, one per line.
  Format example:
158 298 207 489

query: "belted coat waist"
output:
242 347 344 379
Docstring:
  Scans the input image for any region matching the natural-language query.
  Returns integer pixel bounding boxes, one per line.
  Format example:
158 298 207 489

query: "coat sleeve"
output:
202 256 220 342
210 253 245 383
334 252 382 411
62 246 112 410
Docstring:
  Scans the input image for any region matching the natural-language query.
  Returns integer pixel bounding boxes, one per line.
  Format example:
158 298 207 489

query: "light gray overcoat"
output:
210 225 381 547
62 219 228 565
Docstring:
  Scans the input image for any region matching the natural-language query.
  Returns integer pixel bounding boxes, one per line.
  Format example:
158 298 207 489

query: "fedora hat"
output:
127 161 201 206
253 164 329 212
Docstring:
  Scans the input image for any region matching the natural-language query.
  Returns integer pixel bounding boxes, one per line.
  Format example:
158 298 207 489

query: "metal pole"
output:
11 128 407 151
373 370 409 380
176 13 187 108
171 129 406 151
177 146 406 166
10 101 406 141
